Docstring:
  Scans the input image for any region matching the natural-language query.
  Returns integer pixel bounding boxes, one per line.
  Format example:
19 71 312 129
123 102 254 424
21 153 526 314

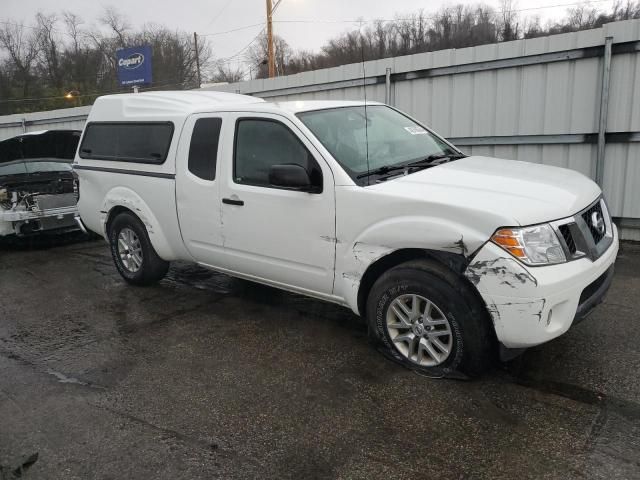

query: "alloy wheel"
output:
385 293 453 367
117 227 143 273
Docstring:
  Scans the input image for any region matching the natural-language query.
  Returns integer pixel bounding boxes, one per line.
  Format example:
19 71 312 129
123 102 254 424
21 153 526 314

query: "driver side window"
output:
233 118 322 189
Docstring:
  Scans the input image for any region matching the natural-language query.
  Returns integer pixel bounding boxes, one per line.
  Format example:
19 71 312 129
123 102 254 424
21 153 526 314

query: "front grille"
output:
582 201 606 244
552 198 612 262
34 193 77 210
558 224 577 254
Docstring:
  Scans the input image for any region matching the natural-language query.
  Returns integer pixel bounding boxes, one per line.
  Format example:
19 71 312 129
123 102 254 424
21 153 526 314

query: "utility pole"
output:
266 0 276 78
193 32 202 87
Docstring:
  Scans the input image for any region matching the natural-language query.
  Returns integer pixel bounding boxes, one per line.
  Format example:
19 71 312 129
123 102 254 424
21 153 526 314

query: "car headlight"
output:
491 224 566 266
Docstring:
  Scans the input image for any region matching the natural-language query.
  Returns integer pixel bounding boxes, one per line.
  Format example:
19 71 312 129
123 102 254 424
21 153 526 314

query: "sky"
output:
3 0 617 72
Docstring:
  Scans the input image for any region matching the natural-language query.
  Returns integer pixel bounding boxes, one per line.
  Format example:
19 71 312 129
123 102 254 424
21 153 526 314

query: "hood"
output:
371 156 601 226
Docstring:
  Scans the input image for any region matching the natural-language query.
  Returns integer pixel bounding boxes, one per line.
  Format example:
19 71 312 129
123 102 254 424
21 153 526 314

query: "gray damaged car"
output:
0 130 84 237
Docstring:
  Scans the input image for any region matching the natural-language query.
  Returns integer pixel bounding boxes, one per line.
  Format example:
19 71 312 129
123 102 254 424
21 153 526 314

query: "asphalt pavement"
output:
1 236 639 479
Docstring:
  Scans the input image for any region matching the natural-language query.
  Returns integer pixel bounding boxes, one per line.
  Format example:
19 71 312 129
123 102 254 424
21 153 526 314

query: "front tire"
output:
108 212 169 286
366 259 495 378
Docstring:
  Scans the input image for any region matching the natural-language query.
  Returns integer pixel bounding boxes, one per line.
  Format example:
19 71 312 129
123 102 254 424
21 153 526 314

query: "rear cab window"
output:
79 122 174 164
188 118 222 181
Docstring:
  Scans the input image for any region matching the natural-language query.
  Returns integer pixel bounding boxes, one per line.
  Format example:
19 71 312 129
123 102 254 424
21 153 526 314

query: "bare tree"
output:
133 24 210 89
523 15 544 38
63 12 83 55
35 13 64 90
499 0 520 41
613 0 640 19
247 33 291 79
567 4 599 29
0 22 40 97
101 6 130 47
211 64 245 83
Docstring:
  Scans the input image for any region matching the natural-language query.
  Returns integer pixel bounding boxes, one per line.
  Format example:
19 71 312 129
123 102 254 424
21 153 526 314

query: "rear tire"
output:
108 212 169 286
366 259 495 378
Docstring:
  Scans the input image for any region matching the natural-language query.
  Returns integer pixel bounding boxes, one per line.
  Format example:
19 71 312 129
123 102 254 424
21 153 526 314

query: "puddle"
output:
164 263 237 294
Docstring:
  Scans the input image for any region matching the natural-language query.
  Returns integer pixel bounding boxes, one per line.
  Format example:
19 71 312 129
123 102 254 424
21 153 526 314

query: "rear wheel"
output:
366 259 495 378
108 212 169 285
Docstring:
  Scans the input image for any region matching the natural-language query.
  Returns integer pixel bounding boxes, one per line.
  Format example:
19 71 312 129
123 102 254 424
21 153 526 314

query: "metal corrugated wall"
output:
0 106 91 141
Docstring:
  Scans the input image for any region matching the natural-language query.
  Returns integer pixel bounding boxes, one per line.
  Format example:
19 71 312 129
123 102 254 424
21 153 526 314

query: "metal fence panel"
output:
0 106 91 141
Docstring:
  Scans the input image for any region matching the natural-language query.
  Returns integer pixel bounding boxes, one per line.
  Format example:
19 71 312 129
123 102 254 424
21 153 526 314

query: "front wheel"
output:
366 259 495 378
108 212 169 286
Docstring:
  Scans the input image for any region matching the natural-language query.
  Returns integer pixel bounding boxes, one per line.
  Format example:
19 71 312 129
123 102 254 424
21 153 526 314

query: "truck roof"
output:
89 91 379 119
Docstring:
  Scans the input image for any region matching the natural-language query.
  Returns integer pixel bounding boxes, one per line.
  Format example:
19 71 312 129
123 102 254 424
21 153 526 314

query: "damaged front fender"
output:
335 216 490 315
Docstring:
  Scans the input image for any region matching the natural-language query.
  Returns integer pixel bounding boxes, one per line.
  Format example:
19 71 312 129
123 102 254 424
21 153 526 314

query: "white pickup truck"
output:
75 91 618 377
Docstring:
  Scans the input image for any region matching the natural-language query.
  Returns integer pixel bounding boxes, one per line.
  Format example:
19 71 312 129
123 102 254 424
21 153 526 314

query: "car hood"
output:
370 156 601 226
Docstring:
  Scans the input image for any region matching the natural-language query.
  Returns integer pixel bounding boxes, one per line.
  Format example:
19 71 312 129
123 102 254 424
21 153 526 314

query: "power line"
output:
205 0 235 28
199 22 265 37
218 25 266 63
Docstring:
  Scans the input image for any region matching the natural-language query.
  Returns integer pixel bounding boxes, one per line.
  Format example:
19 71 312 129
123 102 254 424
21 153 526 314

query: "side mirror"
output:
269 164 318 192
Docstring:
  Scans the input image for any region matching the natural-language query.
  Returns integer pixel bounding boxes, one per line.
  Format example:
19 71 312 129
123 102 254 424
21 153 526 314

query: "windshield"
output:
297 105 460 184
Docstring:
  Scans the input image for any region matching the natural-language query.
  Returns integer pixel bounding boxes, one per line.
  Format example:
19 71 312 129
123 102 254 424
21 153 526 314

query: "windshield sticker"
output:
404 126 428 135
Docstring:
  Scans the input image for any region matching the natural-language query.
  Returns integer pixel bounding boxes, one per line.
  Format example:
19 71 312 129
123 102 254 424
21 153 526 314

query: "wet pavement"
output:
1 237 639 479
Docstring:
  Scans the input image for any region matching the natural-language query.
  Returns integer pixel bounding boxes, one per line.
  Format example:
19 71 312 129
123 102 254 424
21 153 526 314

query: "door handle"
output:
222 197 244 206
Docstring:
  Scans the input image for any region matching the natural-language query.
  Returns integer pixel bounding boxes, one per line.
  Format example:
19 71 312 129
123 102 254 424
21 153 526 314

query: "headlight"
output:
491 224 566 266
0 188 7 202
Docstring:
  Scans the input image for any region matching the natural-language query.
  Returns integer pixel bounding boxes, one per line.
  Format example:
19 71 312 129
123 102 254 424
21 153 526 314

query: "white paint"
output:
76 91 619 350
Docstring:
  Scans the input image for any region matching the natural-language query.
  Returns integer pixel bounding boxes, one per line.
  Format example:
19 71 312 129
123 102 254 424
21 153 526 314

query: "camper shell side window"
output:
79 122 174 164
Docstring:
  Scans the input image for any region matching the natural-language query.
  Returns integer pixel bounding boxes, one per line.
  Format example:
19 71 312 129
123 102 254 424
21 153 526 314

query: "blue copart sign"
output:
116 46 152 86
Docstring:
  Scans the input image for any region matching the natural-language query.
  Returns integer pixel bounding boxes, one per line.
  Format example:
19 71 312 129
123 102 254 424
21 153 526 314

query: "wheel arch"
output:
356 247 480 319
105 205 133 236
101 187 177 260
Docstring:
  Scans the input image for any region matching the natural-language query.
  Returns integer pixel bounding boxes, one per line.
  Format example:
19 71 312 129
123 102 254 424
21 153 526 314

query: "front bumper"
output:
465 224 619 349
0 205 80 236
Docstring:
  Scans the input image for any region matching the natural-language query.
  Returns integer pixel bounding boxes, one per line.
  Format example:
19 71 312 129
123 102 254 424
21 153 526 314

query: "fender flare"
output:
101 186 176 260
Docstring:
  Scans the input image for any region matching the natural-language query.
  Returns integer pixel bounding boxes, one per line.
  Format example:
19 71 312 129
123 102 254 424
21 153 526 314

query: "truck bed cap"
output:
91 91 266 118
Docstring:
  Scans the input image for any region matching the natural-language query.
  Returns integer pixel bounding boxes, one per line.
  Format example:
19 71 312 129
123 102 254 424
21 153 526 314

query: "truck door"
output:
217 113 336 295
175 113 227 266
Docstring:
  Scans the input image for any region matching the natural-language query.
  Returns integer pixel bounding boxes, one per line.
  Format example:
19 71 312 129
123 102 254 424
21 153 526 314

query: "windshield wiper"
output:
356 153 466 179
407 153 467 165
356 164 409 179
